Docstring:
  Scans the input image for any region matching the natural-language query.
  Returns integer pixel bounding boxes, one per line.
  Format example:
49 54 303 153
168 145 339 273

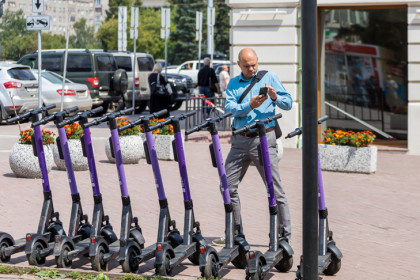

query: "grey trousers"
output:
224 130 292 237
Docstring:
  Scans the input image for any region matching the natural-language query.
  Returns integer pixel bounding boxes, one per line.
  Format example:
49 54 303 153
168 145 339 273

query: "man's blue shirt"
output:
225 70 293 130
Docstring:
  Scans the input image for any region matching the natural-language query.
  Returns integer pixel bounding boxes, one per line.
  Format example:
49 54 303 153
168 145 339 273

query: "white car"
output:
165 59 231 86
32 70 92 114
0 63 38 123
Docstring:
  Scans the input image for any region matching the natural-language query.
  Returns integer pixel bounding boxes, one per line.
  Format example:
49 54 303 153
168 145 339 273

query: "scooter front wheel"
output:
27 241 46 266
91 244 107 271
155 250 171 276
55 243 72 268
121 245 139 273
202 252 218 279
246 257 264 280
0 240 12 263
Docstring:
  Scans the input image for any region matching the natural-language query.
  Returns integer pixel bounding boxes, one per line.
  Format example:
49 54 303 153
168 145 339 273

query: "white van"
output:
166 59 230 86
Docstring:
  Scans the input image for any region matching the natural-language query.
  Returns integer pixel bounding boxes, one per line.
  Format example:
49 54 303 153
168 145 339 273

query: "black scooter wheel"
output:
275 253 293 272
0 240 12 263
231 245 249 269
155 250 171 276
324 252 341 275
121 245 139 273
246 257 264 280
202 252 218 279
187 235 201 265
91 244 107 272
27 241 46 266
56 243 72 268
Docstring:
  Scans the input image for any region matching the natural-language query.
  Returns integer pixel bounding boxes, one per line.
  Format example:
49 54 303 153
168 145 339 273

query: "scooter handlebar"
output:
57 106 103 127
32 114 55 127
285 128 302 139
318 115 329 124
149 117 173 131
232 124 255 136
7 104 56 124
33 106 79 127
185 121 208 135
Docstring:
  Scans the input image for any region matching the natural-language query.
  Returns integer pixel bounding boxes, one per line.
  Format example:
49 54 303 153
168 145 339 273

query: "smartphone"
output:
259 87 268 96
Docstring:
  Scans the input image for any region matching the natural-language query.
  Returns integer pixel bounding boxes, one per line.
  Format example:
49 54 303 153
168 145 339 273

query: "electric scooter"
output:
232 114 294 280
31 106 92 268
4 105 66 266
185 112 250 279
118 109 184 275
83 107 150 272
53 107 118 270
143 111 210 276
285 115 343 279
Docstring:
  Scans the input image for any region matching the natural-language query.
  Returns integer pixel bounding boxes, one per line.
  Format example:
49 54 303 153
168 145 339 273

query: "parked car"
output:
162 73 194 111
17 49 128 114
0 62 38 123
110 51 154 113
31 70 92 114
165 59 231 86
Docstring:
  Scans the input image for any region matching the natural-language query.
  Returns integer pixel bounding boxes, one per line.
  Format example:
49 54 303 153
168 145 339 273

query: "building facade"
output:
226 0 420 155
4 0 109 34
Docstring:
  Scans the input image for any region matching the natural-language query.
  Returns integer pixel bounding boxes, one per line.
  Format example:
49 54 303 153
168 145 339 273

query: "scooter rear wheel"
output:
0 240 11 263
324 252 341 275
275 253 293 272
27 241 46 266
202 252 218 279
155 251 171 276
231 244 249 269
91 244 107 272
56 243 72 268
246 257 264 280
121 245 139 273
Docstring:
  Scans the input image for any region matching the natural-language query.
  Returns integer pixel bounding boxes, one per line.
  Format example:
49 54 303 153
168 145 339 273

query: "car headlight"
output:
181 78 187 83
167 78 175 83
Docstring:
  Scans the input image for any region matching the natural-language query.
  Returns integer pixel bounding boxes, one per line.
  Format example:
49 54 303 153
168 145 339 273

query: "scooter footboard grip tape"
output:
159 199 168 209
224 203 233 213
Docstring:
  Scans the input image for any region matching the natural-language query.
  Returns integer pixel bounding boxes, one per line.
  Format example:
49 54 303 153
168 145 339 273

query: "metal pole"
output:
208 0 213 67
301 0 318 279
165 27 168 76
61 16 70 112
37 30 42 116
132 37 136 116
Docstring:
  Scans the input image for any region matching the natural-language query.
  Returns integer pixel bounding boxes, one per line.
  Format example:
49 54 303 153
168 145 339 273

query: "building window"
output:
321 8 408 139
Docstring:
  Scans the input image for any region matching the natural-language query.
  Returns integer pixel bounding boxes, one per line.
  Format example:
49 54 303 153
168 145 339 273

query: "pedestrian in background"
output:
197 57 220 115
219 64 230 98
148 63 172 118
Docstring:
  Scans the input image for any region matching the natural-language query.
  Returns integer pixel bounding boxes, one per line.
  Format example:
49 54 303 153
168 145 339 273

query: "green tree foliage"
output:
69 18 100 49
107 0 142 20
135 8 165 59
96 18 118 50
167 0 230 65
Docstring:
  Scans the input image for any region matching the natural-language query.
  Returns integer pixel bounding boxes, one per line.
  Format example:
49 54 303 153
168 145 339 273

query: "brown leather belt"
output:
239 126 275 138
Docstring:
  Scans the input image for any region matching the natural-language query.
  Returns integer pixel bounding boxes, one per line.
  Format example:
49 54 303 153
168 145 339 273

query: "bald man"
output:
213 48 293 245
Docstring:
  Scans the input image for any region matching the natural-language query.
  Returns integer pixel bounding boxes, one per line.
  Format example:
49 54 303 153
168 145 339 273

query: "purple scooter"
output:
185 112 250 279
142 111 211 276
232 114 294 280
118 109 184 275
31 106 92 268
3 105 66 266
285 115 342 279
83 107 150 272
54 107 118 270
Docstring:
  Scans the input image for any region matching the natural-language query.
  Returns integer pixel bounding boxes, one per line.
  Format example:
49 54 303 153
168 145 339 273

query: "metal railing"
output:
184 95 232 135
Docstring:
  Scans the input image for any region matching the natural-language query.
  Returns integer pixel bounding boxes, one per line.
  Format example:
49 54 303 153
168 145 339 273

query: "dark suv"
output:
17 49 128 113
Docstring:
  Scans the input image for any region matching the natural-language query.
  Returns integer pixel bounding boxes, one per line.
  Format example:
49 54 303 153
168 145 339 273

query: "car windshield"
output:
41 71 72 84
8 68 36 80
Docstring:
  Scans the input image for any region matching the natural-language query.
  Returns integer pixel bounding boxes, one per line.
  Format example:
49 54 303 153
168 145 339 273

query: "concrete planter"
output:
150 134 176 161
9 143 54 178
53 139 88 171
105 135 144 164
319 144 377 174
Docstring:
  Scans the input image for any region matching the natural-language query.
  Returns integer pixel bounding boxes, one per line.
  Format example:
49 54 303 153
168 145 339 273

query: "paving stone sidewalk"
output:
0 121 419 279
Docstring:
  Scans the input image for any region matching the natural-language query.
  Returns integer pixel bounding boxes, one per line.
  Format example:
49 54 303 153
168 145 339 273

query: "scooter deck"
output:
170 243 196 267
261 249 283 274
218 246 239 269
3 238 26 256
103 240 120 262
137 244 156 263
318 253 332 274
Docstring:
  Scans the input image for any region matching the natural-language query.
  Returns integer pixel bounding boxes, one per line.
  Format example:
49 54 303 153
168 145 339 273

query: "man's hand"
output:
266 83 277 101
250 94 268 109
